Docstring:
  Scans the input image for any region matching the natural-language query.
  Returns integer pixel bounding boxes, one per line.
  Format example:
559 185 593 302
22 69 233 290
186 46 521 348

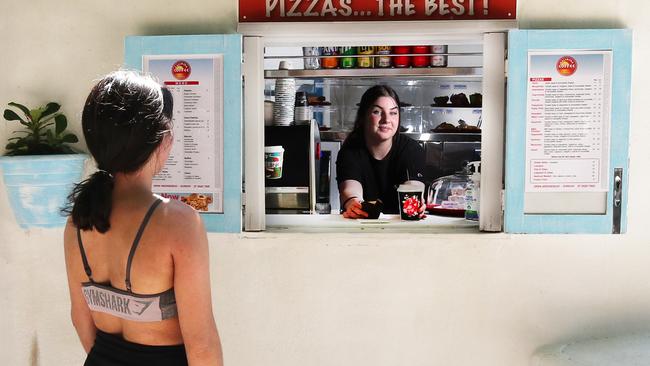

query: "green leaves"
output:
41 102 61 119
3 109 28 126
55 114 67 135
61 134 78 143
3 101 79 156
8 102 30 119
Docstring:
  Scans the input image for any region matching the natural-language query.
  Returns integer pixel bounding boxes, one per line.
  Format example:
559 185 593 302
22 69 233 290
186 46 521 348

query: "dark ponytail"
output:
63 71 173 233
67 171 114 232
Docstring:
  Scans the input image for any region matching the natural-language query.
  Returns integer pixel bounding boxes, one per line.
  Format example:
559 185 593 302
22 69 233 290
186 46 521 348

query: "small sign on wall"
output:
239 0 516 22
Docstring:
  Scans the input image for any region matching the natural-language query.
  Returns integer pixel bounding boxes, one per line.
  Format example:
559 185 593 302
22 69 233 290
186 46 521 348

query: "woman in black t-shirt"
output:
336 85 425 218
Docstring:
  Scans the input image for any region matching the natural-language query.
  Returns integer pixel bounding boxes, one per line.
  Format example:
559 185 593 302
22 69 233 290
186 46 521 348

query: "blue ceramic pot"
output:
0 154 86 229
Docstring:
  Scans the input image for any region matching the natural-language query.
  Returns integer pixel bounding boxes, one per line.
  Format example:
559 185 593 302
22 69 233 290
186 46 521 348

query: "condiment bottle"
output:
464 161 480 221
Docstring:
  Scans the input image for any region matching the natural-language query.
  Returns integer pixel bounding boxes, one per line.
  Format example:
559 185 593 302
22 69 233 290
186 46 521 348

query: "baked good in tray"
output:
308 95 331 106
431 121 481 133
450 93 470 107
432 122 457 131
433 96 449 106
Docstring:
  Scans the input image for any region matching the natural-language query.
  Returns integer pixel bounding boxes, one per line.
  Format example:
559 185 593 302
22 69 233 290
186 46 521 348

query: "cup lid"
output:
397 180 425 192
265 146 284 152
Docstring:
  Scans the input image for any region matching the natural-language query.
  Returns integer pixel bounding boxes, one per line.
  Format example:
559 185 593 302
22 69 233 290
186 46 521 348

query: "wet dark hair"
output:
342 85 402 148
64 71 173 233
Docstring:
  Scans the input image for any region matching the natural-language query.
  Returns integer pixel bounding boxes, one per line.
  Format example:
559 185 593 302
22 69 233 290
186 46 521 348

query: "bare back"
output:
64 195 208 346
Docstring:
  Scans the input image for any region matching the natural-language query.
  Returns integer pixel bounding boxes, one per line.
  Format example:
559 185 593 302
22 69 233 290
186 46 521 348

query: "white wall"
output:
1 1 650 365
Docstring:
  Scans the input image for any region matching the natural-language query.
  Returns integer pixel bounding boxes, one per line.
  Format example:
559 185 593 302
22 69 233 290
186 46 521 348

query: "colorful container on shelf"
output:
0 154 87 229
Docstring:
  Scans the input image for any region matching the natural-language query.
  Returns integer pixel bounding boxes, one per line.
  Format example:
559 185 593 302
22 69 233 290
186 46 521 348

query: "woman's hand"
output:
342 198 368 219
418 197 427 219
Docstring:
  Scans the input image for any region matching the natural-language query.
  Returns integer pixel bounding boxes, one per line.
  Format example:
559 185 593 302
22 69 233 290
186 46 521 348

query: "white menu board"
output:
525 50 612 193
144 54 224 213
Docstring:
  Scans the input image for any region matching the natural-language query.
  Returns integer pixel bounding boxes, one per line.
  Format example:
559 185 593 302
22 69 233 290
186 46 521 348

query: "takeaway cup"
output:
397 180 425 220
264 146 284 179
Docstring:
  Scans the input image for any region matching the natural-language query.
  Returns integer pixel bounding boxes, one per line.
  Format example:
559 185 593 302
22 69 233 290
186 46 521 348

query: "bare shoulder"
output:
63 217 78 255
154 198 207 249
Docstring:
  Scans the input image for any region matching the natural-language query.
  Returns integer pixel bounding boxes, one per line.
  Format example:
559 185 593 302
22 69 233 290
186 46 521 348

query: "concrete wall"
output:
1 1 649 365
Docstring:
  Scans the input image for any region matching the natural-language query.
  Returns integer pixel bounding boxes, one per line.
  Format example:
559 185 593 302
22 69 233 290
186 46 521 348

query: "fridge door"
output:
124 34 243 233
505 29 632 234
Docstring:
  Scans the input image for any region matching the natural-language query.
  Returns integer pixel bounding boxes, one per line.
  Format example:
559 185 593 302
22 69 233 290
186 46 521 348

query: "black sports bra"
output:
77 198 178 322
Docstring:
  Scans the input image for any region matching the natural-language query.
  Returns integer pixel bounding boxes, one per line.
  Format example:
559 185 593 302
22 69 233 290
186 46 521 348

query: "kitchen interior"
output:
263 43 485 225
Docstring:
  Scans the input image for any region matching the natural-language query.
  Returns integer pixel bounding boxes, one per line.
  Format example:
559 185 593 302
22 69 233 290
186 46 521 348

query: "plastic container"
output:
312 105 339 130
399 106 423 132
342 105 359 131
422 106 482 132
426 167 472 217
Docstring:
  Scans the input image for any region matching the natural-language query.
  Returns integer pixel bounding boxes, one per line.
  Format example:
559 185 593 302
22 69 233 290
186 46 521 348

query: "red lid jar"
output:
412 45 429 68
393 46 411 68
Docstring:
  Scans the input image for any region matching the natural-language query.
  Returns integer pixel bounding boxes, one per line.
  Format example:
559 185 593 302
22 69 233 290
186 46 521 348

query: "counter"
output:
266 213 479 233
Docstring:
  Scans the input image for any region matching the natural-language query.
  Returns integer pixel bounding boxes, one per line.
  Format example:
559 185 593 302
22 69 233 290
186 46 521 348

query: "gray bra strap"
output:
125 198 163 293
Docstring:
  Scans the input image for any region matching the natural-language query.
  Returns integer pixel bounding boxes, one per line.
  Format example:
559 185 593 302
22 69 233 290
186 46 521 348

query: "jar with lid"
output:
393 46 411 68
412 45 429 68
431 45 448 67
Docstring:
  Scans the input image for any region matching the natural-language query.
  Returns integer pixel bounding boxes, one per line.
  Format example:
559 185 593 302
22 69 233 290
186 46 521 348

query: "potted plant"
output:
0 102 86 229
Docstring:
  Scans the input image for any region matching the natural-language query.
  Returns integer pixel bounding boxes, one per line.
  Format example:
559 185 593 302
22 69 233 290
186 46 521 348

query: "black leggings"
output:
84 330 187 366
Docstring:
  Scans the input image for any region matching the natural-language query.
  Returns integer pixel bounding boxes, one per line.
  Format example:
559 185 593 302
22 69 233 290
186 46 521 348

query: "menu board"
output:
525 50 612 193
144 54 224 213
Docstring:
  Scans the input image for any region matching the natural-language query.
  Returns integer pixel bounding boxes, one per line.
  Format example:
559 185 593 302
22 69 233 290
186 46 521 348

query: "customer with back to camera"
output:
336 84 426 219
63 70 222 366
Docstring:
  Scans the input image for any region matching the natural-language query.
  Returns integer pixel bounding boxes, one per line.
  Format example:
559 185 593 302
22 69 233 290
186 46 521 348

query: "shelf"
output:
428 105 482 110
264 67 482 79
320 131 481 142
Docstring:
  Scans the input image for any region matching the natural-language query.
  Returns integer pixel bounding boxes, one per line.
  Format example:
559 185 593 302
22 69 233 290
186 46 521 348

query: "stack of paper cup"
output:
273 61 296 126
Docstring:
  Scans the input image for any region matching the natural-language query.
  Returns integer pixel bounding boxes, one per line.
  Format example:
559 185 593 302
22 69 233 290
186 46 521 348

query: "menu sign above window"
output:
239 0 516 22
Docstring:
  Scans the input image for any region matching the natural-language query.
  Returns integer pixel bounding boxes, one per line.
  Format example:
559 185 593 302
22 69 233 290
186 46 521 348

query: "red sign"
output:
239 0 516 22
556 56 577 76
171 61 191 80
164 81 200 85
